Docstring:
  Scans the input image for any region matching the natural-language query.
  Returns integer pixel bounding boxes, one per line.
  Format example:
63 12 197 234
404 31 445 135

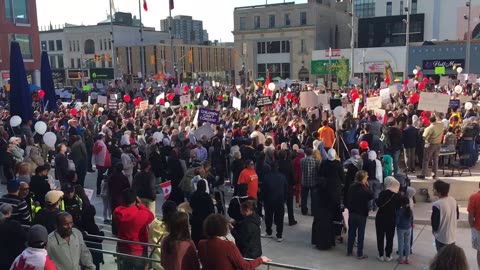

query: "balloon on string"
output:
34 121 47 135
43 132 57 148
413 69 418 75
409 92 420 104
10 115 22 127
38 90 45 98
454 85 463 94
384 77 390 84
202 100 209 107
195 86 201 93
418 82 425 90
457 67 463 74
403 79 409 85
70 108 78 115
159 98 165 105
123 95 131 103
268 82 276 91
465 102 473 110
167 93 174 101
184 85 189 92
133 98 141 107
164 102 171 108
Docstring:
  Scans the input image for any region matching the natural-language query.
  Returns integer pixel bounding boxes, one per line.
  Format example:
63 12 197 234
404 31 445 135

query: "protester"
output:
300 148 321 216
54 143 69 188
132 160 156 214
0 203 27 269
468 183 480 269
396 196 413 264
0 179 31 225
190 180 215 246
33 190 63 233
92 133 111 196
429 244 469 270
234 200 262 259
10 225 57 270
30 165 52 207
261 162 287 241
418 116 444 179
149 200 177 270
431 180 459 251
237 159 259 200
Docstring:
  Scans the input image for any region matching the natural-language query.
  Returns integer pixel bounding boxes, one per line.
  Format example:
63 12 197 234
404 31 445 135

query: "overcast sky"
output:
37 0 308 42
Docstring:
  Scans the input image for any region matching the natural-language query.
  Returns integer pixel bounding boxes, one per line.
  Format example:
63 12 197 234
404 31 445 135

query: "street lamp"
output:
465 0 472 74
404 0 411 81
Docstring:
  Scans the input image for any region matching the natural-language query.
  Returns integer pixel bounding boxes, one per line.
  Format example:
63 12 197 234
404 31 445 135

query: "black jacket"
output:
132 171 156 201
383 126 403 152
375 190 401 225
234 214 262 259
402 126 418 149
0 219 27 269
277 159 296 187
346 182 373 216
54 153 69 182
33 207 60 233
30 175 51 207
262 169 288 205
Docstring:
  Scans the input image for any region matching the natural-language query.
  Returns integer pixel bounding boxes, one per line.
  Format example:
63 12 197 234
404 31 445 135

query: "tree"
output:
333 56 350 87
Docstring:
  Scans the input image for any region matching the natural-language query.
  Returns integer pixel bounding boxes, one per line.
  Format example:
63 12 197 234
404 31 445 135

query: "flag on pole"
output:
160 181 172 200
169 0 174 10
143 0 148 11
415 65 423 81
264 69 272 96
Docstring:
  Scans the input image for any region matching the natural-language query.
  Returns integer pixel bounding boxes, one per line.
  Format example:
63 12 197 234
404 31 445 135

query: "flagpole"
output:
169 5 176 84
138 0 145 83
109 0 117 80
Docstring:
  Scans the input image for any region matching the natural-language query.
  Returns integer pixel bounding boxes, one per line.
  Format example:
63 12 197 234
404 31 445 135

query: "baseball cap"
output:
45 190 64 205
7 180 20 193
27 225 48 248
63 183 75 193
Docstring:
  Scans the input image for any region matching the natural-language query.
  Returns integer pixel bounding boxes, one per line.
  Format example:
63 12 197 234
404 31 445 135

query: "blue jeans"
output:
397 228 411 259
347 213 367 256
386 150 400 175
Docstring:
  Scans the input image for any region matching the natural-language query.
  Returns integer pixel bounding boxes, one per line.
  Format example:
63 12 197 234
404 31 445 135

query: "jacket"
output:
10 247 57 270
382 125 402 152
262 168 288 205
46 228 95 270
54 153 69 182
149 219 168 270
107 172 130 211
92 140 111 169
234 213 262 259
346 182 373 216
160 238 200 270
402 126 418 149
0 219 27 269
113 203 154 256
33 208 60 233
277 159 296 187
70 140 87 164
30 175 51 207
198 238 263 270
132 171 156 201
375 190 401 225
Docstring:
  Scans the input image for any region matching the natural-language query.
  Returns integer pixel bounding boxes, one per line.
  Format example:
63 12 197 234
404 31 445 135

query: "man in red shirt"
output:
113 188 154 270
237 160 258 200
468 183 480 269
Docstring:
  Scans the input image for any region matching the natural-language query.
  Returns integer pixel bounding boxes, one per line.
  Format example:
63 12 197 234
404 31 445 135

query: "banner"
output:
379 88 391 104
256 96 272 107
194 124 215 140
233 97 242 110
108 98 118 110
300 91 319 108
418 92 450 113
198 108 220 124
449 99 460 108
180 95 191 107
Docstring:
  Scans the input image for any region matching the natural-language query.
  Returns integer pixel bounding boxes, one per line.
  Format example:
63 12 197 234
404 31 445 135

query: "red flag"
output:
265 69 271 87
169 0 174 10
143 0 148 11
160 181 172 200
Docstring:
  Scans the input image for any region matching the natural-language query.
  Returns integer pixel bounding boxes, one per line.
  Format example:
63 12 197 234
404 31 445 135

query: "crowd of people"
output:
0 79 479 270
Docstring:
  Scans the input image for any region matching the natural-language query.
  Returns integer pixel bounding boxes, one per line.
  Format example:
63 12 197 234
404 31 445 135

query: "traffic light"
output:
187 49 193 63
105 53 111 62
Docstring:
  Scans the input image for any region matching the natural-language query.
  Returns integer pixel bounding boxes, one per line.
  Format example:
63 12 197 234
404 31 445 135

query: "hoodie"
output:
113 204 154 256
383 154 393 178
368 151 383 182
10 247 57 270
344 155 363 171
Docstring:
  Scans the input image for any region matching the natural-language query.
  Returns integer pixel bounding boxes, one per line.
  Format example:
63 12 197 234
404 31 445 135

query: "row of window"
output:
49 55 64 69
257 63 290 80
239 12 307 30
68 56 113 69
5 0 29 24
256 40 306 54
8 34 32 59
41 40 63 52
385 0 418 16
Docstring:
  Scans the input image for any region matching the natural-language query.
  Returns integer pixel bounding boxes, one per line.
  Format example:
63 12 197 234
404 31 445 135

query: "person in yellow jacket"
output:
449 107 462 129
148 201 178 270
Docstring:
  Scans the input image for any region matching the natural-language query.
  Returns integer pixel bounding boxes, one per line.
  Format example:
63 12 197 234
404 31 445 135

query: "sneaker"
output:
405 259 410 264
376 255 384 262
276 237 284 242
261 233 273 238
399 259 404 264
288 220 298 226
385 256 393 262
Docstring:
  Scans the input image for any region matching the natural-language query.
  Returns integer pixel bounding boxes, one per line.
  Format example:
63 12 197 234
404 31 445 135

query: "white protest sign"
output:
233 97 242 110
418 92 450 113
439 77 448 87
380 82 388 89
97 95 107 104
458 74 467 84
139 100 148 110
194 123 215 140
353 98 360 118
366 96 382 110
380 88 391 104
388 85 398 95
407 79 415 90
180 95 191 107
332 82 339 90
307 109 319 120
317 93 329 106
468 74 478 82
458 95 471 104
300 91 319 108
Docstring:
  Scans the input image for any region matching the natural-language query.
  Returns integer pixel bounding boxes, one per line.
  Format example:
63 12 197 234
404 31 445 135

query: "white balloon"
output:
457 67 463 74
75 102 82 110
203 100 209 107
9 115 22 127
43 132 57 148
442 119 449 129
34 121 47 135
165 102 171 108
152 132 164 144
333 106 346 119
413 69 418 75
268 82 276 91
465 102 473 110
454 85 463 94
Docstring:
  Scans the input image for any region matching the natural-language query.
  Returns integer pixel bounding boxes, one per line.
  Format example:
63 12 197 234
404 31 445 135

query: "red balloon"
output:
384 77 390 84
217 95 224 101
136 97 143 102
133 99 141 107
184 85 189 92
167 93 174 101
404 79 409 85
418 82 425 90
70 108 78 115
38 90 45 98
359 141 369 150
409 92 420 104
351 92 359 101
159 98 165 105
195 86 201 93
123 94 131 103
422 77 428 83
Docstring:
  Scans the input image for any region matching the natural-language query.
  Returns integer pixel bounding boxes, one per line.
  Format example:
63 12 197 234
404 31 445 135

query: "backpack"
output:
179 166 199 194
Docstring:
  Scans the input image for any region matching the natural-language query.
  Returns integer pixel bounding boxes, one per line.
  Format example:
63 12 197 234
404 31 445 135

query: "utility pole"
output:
138 0 145 83
466 0 472 73
109 0 117 80
362 49 366 90
350 1 355 82
404 0 410 80
328 47 332 89
169 9 175 80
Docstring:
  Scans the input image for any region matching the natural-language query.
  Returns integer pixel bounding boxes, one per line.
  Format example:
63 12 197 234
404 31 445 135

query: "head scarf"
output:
384 176 400 193
368 150 377 161
327 148 337 161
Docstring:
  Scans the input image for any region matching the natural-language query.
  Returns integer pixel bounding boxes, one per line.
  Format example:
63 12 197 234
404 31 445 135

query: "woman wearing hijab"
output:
375 176 401 262
343 149 363 203
190 180 215 246
312 149 344 250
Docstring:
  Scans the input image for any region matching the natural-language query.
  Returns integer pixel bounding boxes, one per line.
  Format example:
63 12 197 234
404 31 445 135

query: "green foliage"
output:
332 56 350 87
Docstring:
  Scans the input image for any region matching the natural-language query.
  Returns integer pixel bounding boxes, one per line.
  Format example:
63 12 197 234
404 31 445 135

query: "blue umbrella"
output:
29 84 41 92
9 41 33 121
41 51 57 111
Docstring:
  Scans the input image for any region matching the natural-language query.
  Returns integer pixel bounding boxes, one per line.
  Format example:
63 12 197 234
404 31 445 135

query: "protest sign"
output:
300 91 319 108
468 74 478 82
449 99 461 108
180 95 191 107
439 77 449 87
194 124 215 140
458 95 471 104
332 82 339 90
97 95 107 104
353 98 360 118
307 109 319 120
380 88 391 104
139 100 148 110
198 108 220 124
388 85 398 95
380 82 387 89
90 92 98 100
256 96 272 107
110 94 117 100
317 93 329 106
108 98 118 110
233 97 242 110
366 96 382 110
418 92 450 113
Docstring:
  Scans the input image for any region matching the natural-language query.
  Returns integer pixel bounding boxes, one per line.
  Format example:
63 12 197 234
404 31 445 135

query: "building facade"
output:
233 1 355 83
160 15 207 45
0 0 41 86
116 43 235 84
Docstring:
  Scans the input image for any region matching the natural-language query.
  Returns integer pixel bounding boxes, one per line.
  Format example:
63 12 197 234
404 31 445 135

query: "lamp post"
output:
404 0 411 81
350 1 355 82
466 0 472 74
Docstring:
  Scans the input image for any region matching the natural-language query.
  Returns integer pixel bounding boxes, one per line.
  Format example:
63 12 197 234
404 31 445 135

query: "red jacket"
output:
292 153 305 187
113 204 154 256
198 238 263 270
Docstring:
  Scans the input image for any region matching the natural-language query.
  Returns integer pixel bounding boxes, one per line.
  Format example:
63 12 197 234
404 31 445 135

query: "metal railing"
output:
84 233 318 270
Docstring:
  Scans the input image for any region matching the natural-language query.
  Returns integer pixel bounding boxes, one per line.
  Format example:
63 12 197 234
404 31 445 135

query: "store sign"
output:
1 72 10 79
311 59 349 75
422 59 464 70
67 69 89 80
90 68 114 80
325 49 341 57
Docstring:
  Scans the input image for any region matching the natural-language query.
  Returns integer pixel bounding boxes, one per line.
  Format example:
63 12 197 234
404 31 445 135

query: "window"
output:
69 41 72 52
300 39 306 53
100 39 103 50
242 42 247 55
70 58 74 68
354 0 375 18
9 34 32 59
281 41 290 53
386 2 392 16
108 39 112 50
257 42 266 54
58 56 64 68
49 56 56 69
41 41 47 51
77 58 81 68
104 39 107 51
269 15 275 28
285 13 291 26
76 41 80 52
254 16 260 29
267 41 281 53
239 17 246 30
48 40 55 51
400 1 404 15
56 40 62 51
5 0 29 24
411 0 417 14
101 54 106 68
84 39 95 54
300 12 307 25
281 63 290 79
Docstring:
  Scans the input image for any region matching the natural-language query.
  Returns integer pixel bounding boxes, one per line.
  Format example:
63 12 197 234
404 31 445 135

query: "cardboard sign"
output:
418 92 450 113
332 82 339 90
180 95 191 107
439 77 449 87
380 88 391 104
366 96 382 110
97 95 107 104
458 95 471 104
353 98 360 118
108 98 118 110
468 74 478 82
307 109 319 120
194 124 215 140
233 97 242 110
256 96 272 107
300 91 319 108
317 93 329 106
389 85 398 95
198 108 220 124
139 100 149 110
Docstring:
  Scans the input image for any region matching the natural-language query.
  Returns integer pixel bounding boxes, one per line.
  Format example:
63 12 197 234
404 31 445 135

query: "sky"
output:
37 0 308 42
